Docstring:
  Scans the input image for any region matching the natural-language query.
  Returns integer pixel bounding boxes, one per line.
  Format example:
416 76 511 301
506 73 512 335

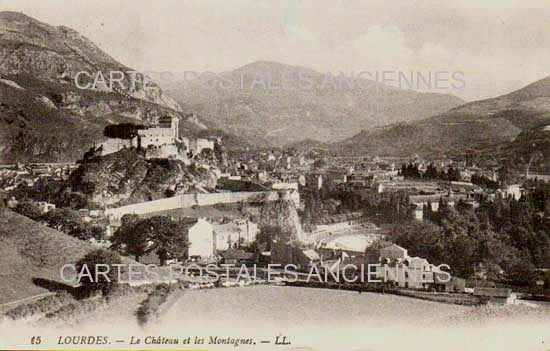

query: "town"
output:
1 4 550 350
1 112 548 307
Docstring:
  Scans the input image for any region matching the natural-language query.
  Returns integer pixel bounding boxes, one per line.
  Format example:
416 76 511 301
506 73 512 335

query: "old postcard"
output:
0 0 549 350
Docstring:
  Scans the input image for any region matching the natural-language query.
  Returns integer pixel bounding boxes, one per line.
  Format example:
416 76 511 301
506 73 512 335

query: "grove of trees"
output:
14 203 104 241
110 215 188 265
302 187 413 226
401 163 461 181
388 192 550 287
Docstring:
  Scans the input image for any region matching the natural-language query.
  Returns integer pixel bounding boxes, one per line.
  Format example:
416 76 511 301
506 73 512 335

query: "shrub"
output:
135 284 176 326
5 292 74 320
76 249 122 297
14 201 42 221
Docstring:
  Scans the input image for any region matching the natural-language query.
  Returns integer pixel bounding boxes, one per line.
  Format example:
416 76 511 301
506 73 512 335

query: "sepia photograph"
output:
0 1 549 350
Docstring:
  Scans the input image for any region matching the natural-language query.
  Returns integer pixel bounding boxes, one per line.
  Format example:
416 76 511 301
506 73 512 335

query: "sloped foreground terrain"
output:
0 210 95 305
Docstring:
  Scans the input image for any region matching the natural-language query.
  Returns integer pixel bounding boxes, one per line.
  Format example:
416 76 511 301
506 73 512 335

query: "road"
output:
0 292 55 313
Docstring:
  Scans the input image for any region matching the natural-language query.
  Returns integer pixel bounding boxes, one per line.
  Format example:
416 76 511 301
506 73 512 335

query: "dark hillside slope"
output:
0 211 98 305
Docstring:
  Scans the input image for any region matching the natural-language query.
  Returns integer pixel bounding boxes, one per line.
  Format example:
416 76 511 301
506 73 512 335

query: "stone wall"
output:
105 191 283 219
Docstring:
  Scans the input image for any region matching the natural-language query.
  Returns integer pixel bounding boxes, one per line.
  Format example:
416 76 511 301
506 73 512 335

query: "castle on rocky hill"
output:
97 116 217 159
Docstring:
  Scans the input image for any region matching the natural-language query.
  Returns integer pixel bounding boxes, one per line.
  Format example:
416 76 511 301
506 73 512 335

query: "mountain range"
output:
333 75 550 172
0 11 209 162
1 11 549 172
164 61 465 146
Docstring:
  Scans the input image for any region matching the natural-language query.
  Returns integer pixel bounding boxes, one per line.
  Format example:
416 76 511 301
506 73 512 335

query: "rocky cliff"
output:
0 12 180 110
259 198 304 241
69 149 218 207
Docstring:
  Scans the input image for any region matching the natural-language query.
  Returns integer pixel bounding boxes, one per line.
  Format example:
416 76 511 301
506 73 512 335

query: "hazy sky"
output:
1 0 550 101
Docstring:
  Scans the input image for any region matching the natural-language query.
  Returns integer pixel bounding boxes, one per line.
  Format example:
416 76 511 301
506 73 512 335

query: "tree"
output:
446 235 478 277
103 123 145 140
213 140 225 162
253 225 292 251
425 163 440 179
544 271 550 292
41 208 101 240
200 148 214 160
497 164 519 186
364 239 391 264
141 216 188 265
111 214 148 262
387 221 445 265
111 215 188 265
14 201 42 220
401 163 421 178
76 249 122 296
90 225 105 240
58 191 89 209
506 255 537 287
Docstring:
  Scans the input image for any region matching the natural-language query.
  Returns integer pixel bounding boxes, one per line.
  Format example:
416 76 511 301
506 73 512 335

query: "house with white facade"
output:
376 244 452 290
183 217 215 259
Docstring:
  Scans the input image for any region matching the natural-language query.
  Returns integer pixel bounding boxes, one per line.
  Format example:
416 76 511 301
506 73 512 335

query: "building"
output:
183 218 215 259
376 244 452 290
500 184 522 200
445 276 466 292
380 244 408 260
271 182 299 191
35 201 56 213
98 116 180 155
473 287 517 305
318 234 379 257
97 138 135 156
298 174 306 186
190 138 215 154
214 219 259 251
413 205 423 221
271 241 321 271
138 116 179 148
138 127 175 148
271 184 300 207
157 116 179 137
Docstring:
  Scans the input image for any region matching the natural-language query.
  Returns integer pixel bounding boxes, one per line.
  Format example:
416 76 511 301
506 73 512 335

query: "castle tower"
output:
158 116 179 140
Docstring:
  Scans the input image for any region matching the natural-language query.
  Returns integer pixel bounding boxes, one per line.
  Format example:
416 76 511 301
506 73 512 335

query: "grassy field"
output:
160 285 470 330
1 284 548 351
0 210 96 305
155 286 550 351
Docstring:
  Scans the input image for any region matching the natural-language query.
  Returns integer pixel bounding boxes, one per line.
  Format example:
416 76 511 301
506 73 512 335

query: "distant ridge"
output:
165 60 465 146
332 74 550 171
